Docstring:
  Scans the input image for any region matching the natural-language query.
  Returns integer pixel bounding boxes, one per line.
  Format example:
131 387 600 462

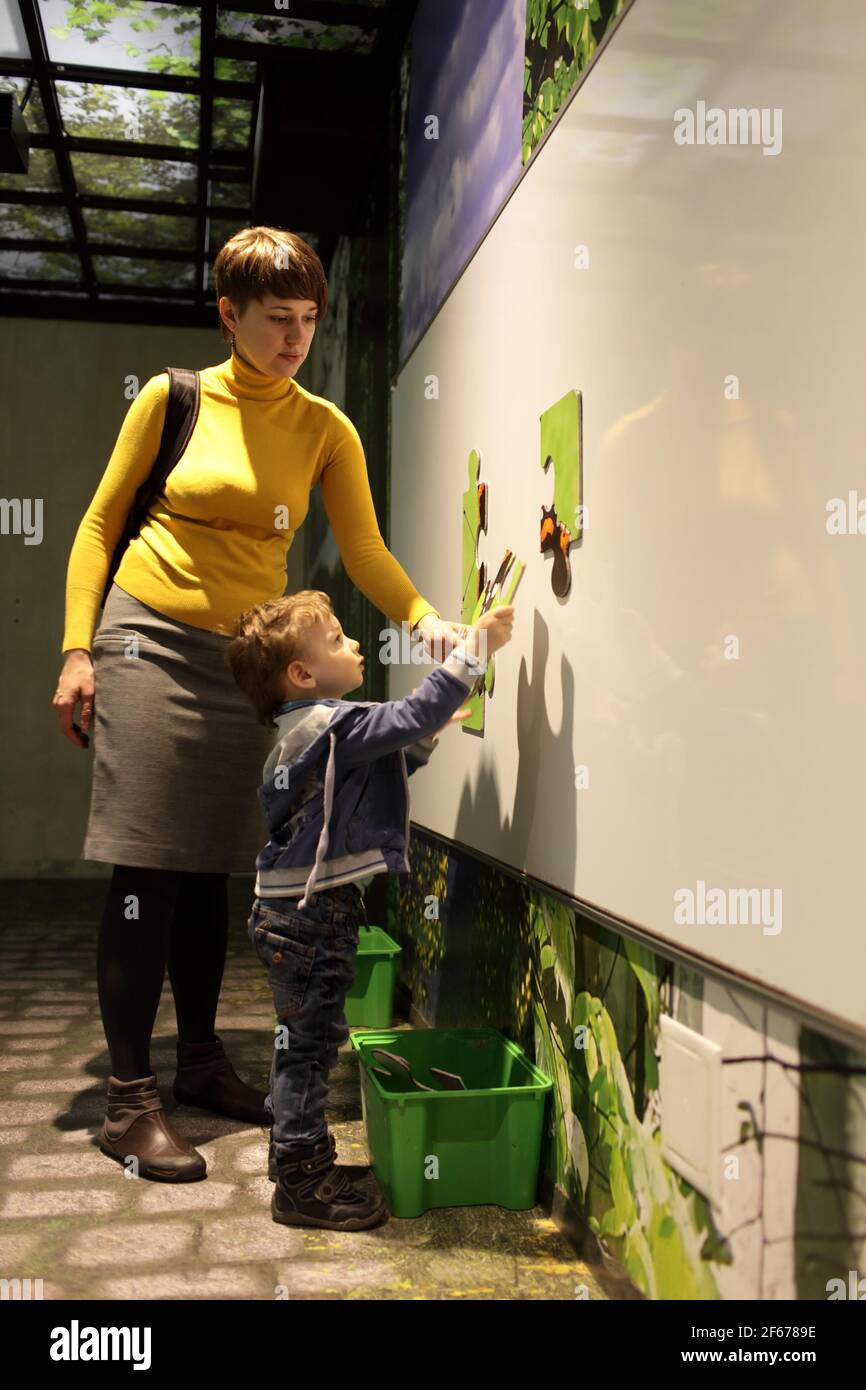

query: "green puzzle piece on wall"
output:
460 448 526 737
540 388 582 597
461 448 488 734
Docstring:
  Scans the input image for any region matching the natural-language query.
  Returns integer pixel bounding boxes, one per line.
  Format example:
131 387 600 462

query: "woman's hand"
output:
413 613 470 663
410 615 479 734
53 650 95 749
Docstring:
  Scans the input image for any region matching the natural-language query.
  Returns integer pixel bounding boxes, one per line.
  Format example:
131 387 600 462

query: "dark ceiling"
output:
0 0 417 326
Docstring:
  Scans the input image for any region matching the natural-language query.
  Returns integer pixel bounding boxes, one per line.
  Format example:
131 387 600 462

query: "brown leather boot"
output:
99 1073 207 1182
173 1034 269 1125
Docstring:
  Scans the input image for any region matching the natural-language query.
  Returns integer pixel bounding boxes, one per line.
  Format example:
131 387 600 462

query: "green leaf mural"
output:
523 0 631 164
530 889 724 1298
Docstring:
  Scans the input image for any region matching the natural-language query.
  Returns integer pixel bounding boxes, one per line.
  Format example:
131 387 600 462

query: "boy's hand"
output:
470 604 514 662
407 606 516 732
438 704 473 733
410 690 473 737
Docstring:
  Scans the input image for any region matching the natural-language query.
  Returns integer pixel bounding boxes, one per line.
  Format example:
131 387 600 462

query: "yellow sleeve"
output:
319 407 441 632
61 374 170 653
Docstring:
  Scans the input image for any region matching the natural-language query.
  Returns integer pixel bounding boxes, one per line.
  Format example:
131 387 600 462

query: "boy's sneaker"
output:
271 1132 388 1231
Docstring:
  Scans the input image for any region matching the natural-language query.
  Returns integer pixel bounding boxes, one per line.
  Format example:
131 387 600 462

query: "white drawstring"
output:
297 730 336 911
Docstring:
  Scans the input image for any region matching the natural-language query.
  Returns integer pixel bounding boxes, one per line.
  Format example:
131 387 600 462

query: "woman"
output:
52 226 467 1182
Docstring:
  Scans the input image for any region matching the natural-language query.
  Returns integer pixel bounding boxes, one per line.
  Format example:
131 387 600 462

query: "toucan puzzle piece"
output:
540 388 582 597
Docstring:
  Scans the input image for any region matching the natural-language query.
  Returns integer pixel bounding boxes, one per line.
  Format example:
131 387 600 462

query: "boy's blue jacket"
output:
254 644 486 909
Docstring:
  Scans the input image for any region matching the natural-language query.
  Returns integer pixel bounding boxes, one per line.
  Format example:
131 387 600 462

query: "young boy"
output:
226 591 514 1231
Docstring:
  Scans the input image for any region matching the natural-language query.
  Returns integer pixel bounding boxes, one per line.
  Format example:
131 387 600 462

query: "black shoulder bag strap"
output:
101 367 201 609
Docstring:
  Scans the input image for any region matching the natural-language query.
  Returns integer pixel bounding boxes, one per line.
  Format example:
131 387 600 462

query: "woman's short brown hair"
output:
225 590 336 729
213 226 329 345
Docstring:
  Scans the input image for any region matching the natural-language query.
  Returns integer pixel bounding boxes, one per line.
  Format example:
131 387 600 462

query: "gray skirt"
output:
83 583 276 873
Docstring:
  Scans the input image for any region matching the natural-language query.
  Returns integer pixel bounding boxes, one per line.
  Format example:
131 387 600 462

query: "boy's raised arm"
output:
404 731 439 775
334 645 485 769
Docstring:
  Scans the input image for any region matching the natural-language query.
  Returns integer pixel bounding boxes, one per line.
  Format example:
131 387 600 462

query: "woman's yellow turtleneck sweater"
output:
61 348 440 652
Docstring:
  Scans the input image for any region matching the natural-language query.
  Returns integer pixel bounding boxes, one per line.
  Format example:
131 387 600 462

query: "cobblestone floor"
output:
0 879 609 1301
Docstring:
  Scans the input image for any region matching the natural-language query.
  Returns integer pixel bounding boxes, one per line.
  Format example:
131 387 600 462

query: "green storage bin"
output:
350 1027 553 1216
344 925 402 1027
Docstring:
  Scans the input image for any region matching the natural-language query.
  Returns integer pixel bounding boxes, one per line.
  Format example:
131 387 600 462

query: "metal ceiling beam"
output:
213 38 366 70
196 1 218 309
2 0 414 313
0 276 200 298
0 289 218 328
0 189 249 219
0 57 255 98
0 238 201 261
15 0 94 295
196 0 388 28
29 134 212 164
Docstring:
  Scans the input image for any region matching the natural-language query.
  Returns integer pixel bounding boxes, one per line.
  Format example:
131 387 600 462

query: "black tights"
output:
96 864 230 1081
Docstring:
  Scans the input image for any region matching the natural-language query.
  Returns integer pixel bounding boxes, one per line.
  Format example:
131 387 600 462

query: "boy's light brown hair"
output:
212 226 329 345
225 590 336 729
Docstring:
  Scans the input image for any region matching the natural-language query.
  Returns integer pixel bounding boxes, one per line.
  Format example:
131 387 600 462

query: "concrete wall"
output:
1 318 307 878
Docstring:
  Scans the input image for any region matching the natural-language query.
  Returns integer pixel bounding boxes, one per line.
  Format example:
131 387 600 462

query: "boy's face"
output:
281 614 365 701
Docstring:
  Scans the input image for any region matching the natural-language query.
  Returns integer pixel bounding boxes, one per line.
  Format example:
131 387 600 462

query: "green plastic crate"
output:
344 925 401 1027
350 1027 553 1216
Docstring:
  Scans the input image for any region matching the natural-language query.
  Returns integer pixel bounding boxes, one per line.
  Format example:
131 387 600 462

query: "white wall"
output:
389 0 866 1034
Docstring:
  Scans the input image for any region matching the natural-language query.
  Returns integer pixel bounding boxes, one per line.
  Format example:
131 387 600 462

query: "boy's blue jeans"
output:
246 881 367 1157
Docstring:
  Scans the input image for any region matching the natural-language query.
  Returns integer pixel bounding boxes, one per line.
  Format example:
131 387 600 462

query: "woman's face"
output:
219 292 318 378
